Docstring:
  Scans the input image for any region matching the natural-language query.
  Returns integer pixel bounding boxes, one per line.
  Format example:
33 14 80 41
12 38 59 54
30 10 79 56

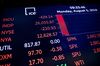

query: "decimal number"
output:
28 49 43 56
50 46 63 52
29 58 44 66
41 26 57 31
52 54 65 61
39 15 54 19
35 20 54 25
24 41 40 48
50 39 60 44
37 32 58 38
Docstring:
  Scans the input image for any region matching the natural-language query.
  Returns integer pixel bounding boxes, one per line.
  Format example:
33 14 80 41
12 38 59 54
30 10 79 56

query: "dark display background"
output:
0 5 100 66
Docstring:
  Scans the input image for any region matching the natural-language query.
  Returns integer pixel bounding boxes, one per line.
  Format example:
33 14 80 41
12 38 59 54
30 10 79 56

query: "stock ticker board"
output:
0 5 100 66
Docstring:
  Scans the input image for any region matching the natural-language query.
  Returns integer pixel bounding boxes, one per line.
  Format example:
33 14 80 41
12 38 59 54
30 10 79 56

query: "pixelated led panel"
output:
0 5 100 66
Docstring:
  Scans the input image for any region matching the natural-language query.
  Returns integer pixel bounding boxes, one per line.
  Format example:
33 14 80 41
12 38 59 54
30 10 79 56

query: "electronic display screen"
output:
0 5 100 66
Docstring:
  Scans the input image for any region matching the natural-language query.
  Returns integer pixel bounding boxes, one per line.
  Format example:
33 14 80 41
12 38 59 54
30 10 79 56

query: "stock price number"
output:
29 58 44 66
28 49 43 56
24 41 40 48
52 54 65 61
50 39 60 44
39 15 54 19
50 46 63 52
